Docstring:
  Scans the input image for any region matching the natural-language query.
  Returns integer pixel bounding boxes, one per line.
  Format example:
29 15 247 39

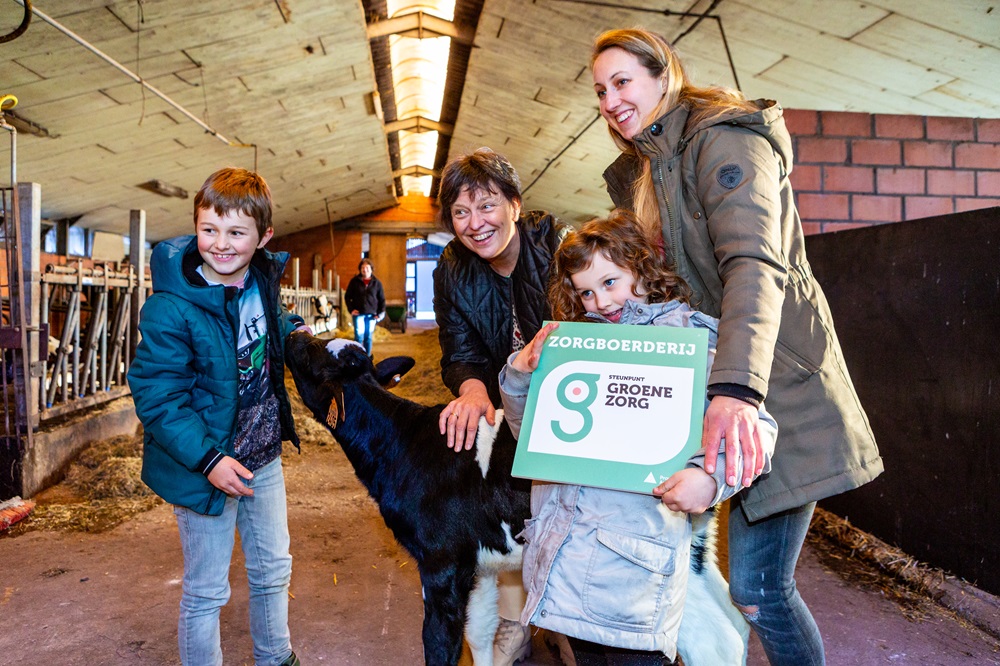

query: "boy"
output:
128 167 304 666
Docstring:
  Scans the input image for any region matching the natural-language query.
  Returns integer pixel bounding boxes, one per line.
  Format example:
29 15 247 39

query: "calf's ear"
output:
375 356 416 388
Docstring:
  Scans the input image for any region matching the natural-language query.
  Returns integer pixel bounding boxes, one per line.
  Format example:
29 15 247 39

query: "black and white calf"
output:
285 333 748 666
287 334 530 665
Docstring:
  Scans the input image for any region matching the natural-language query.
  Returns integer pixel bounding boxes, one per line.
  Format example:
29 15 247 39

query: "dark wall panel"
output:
805 207 1000 595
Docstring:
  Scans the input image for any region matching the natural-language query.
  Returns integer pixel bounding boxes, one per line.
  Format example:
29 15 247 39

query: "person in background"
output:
128 167 305 666
345 258 386 358
433 147 570 665
590 27 883 665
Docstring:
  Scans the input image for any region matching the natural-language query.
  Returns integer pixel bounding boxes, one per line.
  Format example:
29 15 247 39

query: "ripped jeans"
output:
728 500 824 666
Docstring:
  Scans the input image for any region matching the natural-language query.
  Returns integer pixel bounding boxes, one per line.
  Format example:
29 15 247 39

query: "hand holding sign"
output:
511 322 560 374
653 468 717 514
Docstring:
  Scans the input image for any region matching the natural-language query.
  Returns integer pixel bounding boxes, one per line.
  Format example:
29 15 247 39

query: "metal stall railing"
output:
40 262 137 420
281 256 341 335
0 176 145 498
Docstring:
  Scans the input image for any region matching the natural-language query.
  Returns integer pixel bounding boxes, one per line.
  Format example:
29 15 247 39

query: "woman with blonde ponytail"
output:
591 27 883 666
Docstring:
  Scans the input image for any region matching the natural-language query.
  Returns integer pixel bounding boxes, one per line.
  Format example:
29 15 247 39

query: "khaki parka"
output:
604 99 883 521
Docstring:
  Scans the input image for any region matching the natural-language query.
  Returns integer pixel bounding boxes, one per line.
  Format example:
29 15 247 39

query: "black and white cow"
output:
287 334 530 665
285 333 748 666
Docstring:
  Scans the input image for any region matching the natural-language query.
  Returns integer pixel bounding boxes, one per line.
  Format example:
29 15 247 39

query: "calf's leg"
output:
421 565 476 666
677 511 748 666
465 571 500 665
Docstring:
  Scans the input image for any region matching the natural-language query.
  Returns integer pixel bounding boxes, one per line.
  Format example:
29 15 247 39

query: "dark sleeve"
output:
344 277 358 311
376 278 386 313
433 262 492 398
707 382 763 408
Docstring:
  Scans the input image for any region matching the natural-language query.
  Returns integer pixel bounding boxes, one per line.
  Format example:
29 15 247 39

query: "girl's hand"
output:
654 468 716 514
439 379 495 452
511 322 559 374
703 396 764 488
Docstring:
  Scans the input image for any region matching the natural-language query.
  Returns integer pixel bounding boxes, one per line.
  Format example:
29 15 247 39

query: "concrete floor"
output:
1 321 998 665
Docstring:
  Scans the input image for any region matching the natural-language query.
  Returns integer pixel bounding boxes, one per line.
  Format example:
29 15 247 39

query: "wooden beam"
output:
366 11 473 45
393 165 438 178
384 116 454 135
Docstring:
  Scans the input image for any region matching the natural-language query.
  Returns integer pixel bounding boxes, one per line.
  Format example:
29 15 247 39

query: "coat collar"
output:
582 299 687 325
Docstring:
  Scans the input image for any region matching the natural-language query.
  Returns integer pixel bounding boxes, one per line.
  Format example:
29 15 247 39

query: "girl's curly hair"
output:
548 209 691 321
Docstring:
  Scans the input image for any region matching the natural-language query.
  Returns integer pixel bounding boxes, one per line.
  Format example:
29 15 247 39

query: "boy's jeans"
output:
728 500 824 666
352 313 377 356
174 457 293 666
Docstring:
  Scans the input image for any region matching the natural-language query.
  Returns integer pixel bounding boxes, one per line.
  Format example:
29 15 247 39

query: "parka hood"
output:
604 99 794 211
680 99 793 175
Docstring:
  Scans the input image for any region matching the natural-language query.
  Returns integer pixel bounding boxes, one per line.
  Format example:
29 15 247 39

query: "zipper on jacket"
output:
655 157 678 261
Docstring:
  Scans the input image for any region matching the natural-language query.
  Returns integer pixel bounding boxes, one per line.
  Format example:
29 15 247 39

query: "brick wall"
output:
268 226 363 291
785 110 1000 234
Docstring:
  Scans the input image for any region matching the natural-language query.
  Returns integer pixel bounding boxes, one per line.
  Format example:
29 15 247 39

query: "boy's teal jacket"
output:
127 235 302 516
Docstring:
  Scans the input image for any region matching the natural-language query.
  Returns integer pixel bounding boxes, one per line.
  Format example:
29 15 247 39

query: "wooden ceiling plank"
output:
918 80 1000 118
851 13 1000 83
15 46 200 89
721 4 954 97
869 0 1000 49
0 59 44 87
728 0 889 39
756 57 956 116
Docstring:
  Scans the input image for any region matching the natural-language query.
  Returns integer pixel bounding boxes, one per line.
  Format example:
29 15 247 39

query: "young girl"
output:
499 209 777 666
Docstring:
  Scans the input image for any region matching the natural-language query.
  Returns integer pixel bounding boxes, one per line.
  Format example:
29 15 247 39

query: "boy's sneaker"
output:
493 618 532 665
279 652 301 666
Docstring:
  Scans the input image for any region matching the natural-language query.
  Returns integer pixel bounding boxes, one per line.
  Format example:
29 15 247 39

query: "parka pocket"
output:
772 337 821 380
583 526 677 629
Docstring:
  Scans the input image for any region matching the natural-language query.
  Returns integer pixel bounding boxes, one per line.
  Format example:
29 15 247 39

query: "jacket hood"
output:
682 99 793 173
149 236 218 308
583 298 709 328
150 235 290 314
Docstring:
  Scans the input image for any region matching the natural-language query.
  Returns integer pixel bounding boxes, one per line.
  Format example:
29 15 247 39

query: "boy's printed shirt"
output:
197 267 282 471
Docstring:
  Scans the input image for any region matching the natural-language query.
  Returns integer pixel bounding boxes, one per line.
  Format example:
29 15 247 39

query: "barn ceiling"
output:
1 0 997 243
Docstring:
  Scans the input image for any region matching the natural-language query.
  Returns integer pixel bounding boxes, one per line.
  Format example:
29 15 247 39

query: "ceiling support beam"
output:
392 165 439 179
366 11 474 45
384 116 454 136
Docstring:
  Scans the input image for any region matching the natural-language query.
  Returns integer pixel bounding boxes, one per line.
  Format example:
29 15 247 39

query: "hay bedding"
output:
806 506 954 622
7 433 162 535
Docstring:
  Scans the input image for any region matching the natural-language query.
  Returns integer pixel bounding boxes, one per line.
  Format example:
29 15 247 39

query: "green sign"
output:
511 321 709 494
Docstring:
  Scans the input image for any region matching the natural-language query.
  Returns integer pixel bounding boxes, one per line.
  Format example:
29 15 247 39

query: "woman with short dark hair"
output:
433 147 569 665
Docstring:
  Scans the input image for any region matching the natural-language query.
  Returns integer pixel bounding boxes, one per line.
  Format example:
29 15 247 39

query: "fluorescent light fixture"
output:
138 179 189 199
387 0 455 196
